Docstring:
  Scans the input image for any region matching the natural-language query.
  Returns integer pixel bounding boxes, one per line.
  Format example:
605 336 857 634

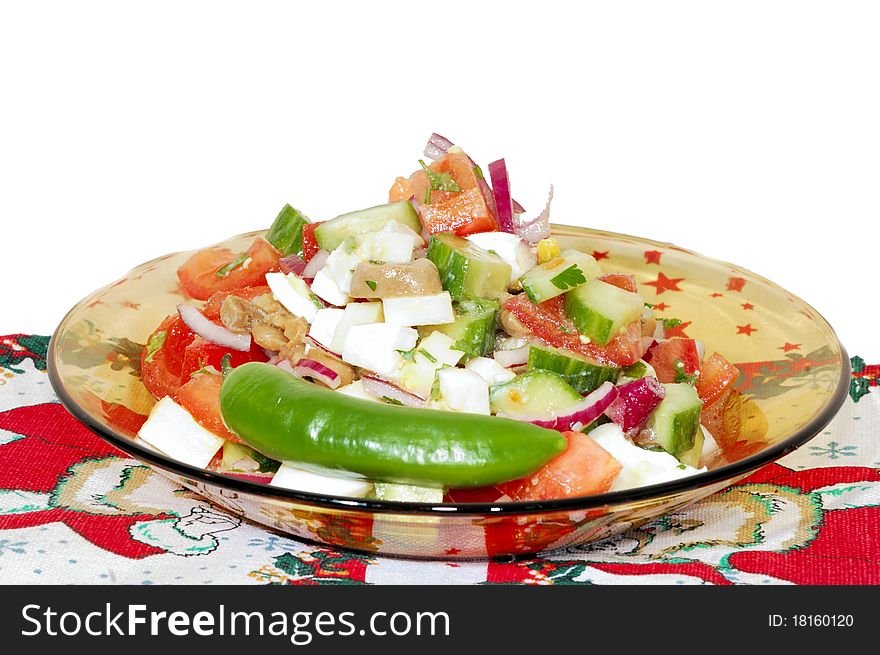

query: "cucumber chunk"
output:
563 278 644 345
265 204 311 256
426 232 512 301
520 250 601 304
489 370 582 419
646 383 704 467
419 297 498 359
526 344 620 394
315 201 422 251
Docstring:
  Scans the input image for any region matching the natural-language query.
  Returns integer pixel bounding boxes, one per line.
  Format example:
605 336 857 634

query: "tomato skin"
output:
696 351 739 406
504 294 644 366
444 486 506 503
301 222 322 262
179 336 269 380
202 285 271 321
177 238 281 301
174 373 242 442
599 273 638 293
645 338 701 383
140 315 196 399
498 432 621 501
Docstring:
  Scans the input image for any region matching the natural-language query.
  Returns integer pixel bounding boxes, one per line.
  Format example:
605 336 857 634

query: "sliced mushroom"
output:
350 259 442 299
251 322 288 351
219 296 266 334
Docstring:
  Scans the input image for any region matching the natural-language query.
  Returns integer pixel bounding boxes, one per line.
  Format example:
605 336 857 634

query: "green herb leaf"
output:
662 318 683 329
644 302 655 309
215 253 249 277
221 353 233 379
473 164 484 180
672 357 698 385
144 331 167 363
622 361 648 379
549 264 587 291
365 280 377 291
418 159 461 193
396 347 416 361
418 349 437 364
677 463 688 470
430 376 442 401
189 357 214 378
423 185 431 205
381 395 405 406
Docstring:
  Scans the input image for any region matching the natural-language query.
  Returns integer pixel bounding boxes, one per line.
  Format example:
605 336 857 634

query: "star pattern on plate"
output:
736 323 758 336
727 277 747 292
741 302 755 311
592 250 610 261
779 342 801 352
663 320 692 339
644 272 684 295
644 250 663 265
652 302 670 312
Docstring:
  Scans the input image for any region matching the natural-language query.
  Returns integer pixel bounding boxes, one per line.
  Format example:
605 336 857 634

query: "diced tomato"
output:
504 294 644 366
444 486 506 503
388 176 414 202
177 238 281 301
179 336 269 380
301 222 322 262
202 285 272 321
645 338 701 383
599 273 638 293
408 151 498 236
696 351 740 406
174 373 242 443
140 315 196 399
498 432 622 501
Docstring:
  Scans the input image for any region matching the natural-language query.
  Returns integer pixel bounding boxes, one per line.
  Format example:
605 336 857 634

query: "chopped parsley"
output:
672 357 698 385
189 357 213 378
215 253 249 277
677 463 688 470
144 331 166 363
473 164 484 180
423 185 431 205
396 347 417 361
365 280 377 291
549 264 587 291
662 318 683 329
419 159 461 197
418 349 437 364
430 377 442 402
622 361 648 379
382 395 405 406
644 302 654 309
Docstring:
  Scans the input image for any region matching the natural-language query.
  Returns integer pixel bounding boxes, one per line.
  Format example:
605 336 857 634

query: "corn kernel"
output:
537 238 561 263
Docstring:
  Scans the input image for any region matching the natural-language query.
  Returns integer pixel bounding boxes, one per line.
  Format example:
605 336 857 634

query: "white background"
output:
1 1 878 355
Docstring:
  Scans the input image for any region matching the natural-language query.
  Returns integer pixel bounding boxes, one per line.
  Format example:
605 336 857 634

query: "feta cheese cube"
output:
271 464 373 497
465 357 516 386
355 220 422 264
310 268 350 306
138 397 224 468
437 368 490 415
329 301 384 354
307 308 345 351
341 323 418 377
265 272 322 323
382 292 454 326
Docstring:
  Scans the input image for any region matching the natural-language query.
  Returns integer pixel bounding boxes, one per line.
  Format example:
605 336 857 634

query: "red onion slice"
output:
279 253 307 276
220 471 276 484
423 132 455 160
493 345 531 368
293 358 342 389
302 249 329 279
512 198 526 214
177 304 251 352
515 184 554 243
528 382 619 432
604 376 666 435
304 335 343 360
488 159 515 234
361 376 427 407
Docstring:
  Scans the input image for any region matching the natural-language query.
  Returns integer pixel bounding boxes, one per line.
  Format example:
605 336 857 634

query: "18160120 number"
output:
768 615 854 628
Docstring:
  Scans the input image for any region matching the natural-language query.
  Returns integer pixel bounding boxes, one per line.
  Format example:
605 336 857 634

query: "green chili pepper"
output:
219 362 567 488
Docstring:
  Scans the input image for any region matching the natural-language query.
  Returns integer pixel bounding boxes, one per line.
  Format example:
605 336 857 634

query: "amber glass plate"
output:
48 226 850 559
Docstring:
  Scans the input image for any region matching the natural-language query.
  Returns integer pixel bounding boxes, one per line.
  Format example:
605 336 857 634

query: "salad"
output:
137 134 746 504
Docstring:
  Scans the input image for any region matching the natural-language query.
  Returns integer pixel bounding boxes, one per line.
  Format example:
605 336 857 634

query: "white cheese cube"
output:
271 464 373 498
307 308 346 351
356 221 422 264
465 357 516 386
137 397 224 468
336 380 381 402
417 331 465 367
310 268 350 307
466 232 537 284
265 272 321 323
341 323 418 377
437 368 490 415
324 244 362 293
382 292 454 326
396 331 464 399
588 423 705 491
329 301 384 354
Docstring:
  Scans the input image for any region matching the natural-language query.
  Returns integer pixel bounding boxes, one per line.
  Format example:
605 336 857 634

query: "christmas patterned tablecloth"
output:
1 334 878 585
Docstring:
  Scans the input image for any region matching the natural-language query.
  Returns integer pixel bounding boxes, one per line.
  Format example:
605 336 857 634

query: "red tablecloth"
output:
1 334 878 584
